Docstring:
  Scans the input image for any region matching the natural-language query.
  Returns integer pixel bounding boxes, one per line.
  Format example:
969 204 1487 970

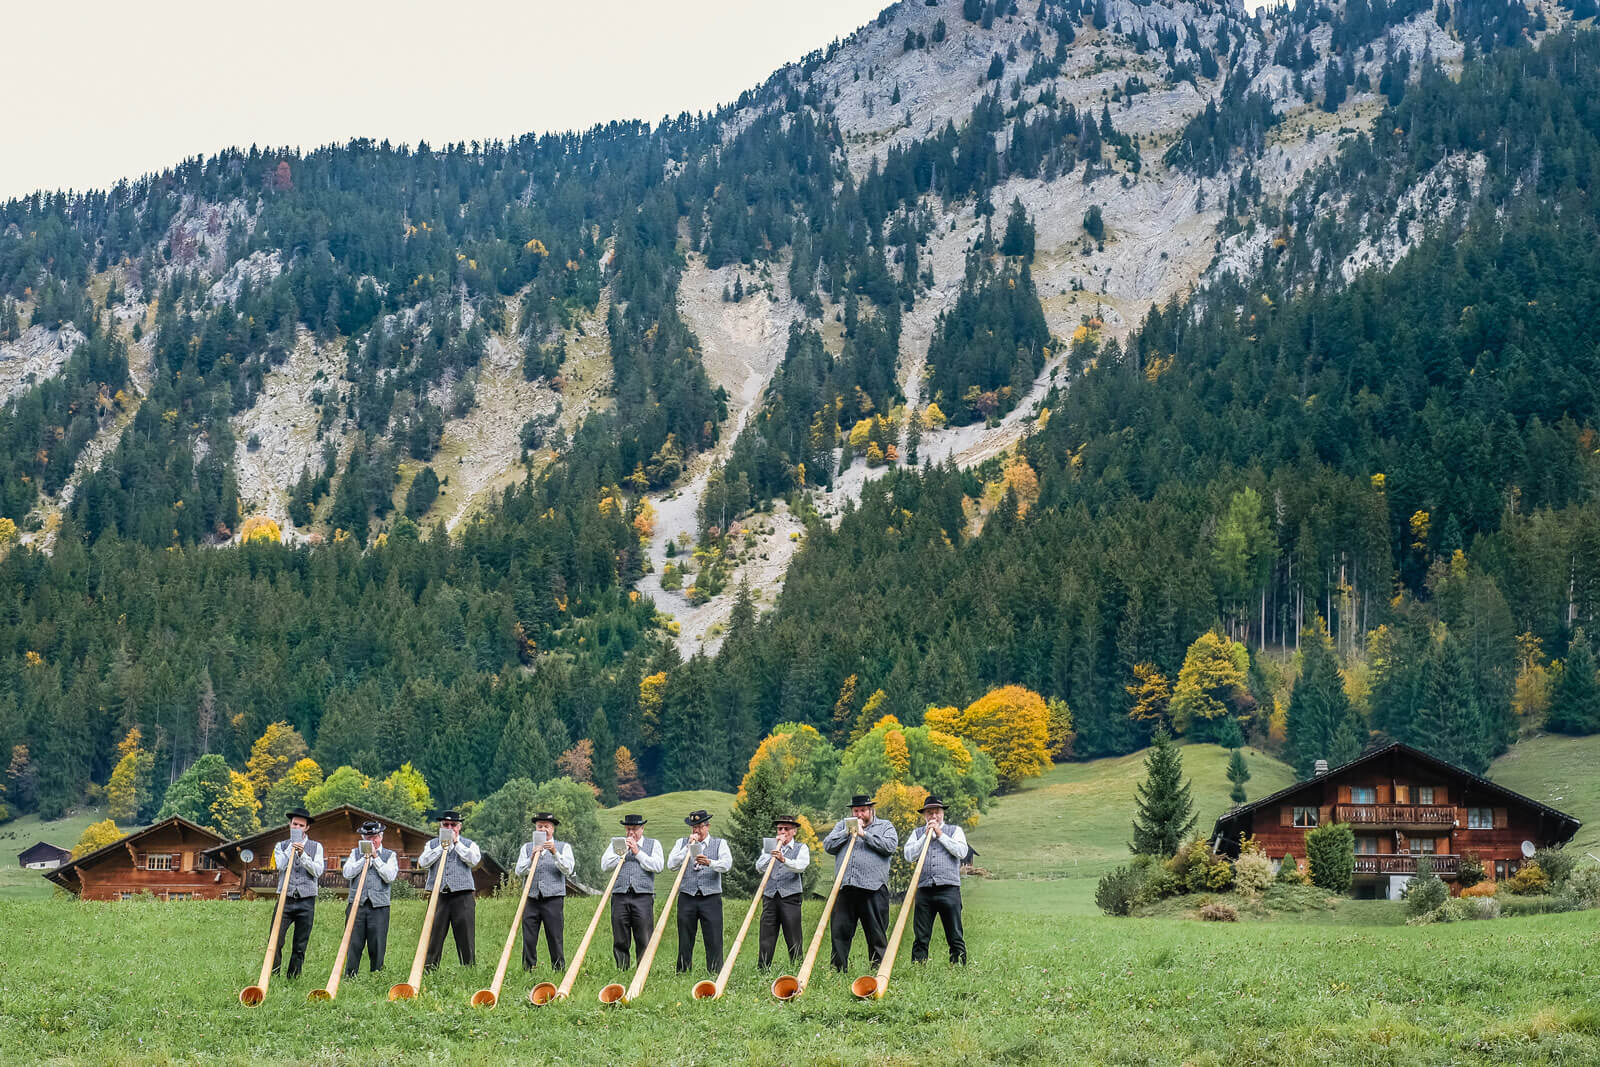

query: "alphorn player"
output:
755 813 809 971
822 793 898 972
418 809 482 970
514 811 575 973
667 808 733 975
904 795 970 965
601 813 663 969
341 820 399 977
269 807 325 979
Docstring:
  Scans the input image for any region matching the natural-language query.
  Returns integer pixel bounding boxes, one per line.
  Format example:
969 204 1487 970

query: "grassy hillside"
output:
0 806 113 900
974 743 1297 880
601 790 736 836
1490 733 1600 858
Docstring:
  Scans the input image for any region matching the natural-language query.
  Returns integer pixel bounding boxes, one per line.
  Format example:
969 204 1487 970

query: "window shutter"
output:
1280 806 1293 827
1493 807 1508 829
1337 785 1352 804
1376 784 1391 804
1435 785 1448 805
1395 784 1409 804
1436 836 1450 855
1378 836 1393 854
1320 804 1333 826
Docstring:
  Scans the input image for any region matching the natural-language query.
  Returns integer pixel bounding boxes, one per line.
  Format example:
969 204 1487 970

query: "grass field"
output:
0 806 108 899
1490 733 1600 858
601 789 736 832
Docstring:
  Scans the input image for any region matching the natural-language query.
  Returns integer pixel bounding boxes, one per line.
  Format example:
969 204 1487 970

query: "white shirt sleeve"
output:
639 839 665 873
298 841 325 878
515 843 532 876
601 844 622 872
710 839 733 873
273 841 290 870
904 826 927 862
940 826 969 861
374 849 398 884
458 839 482 868
667 837 689 871
785 843 811 872
418 840 442 868
554 842 575 877
756 850 772 873
342 850 364 880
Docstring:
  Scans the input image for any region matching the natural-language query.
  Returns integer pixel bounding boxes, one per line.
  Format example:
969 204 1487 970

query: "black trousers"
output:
271 895 316 977
521 894 566 970
611 891 654 968
757 892 803 970
911 884 966 964
830 885 888 972
343 901 389 976
424 889 476 969
675 893 724 974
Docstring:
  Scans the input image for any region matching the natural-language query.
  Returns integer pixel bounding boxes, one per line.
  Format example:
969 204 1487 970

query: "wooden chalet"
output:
1212 742 1581 898
18 840 71 870
45 818 232 900
202 804 506 899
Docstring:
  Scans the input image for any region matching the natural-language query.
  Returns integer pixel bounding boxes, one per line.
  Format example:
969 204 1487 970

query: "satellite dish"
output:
1520 841 1536 859
240 848 255 864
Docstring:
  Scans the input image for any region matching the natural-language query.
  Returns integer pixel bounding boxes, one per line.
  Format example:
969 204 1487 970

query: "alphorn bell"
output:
531 860 624 1004
693 849 775 1000
852 827 934 1000
772 832 858 1001
471 847 541 1007
309 854 371 1001
599 845 691 1005
389 837 453 1001
239 846 297 1006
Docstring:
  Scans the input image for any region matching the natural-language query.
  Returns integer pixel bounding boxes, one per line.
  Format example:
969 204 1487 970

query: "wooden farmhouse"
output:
45 817 232 900
1212 742 1581 898
18 841 72 870
201 804 507 899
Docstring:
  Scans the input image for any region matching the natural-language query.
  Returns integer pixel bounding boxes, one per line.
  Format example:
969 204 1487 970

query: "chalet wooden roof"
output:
202 804 507 879
44 816 226 889
17 840 71 865
1211 742 1583 843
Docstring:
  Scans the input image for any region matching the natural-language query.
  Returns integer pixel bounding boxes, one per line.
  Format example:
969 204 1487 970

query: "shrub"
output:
1457 851 1486 889
1498 894 1569 918
1276 853 1310 885
1459 880 1498 899
1532 848 1576 888
1504 862 1550 896
1135 868 1181 905
1304 822 1355 893
1409 896 1501 925
1404 856 1449 918
1234 851 1275 896
1199 900 1238 922
1096 864 1143 916
1205 860 1235 891
1561 863 1600 909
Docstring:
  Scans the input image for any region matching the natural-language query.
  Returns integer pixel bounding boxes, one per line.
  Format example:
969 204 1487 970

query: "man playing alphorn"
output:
755 813 810 970
668 808 733 975
341 820 399 977
514 811 575 973
600 813 663 969
270 807 325 979
904 795 970 965
418 809 482 970
822 794 898 972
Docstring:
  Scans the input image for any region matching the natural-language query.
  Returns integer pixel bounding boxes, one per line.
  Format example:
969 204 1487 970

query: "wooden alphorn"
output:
309 855 371 1001
771 831 858 1000
530 860 624 1004
853 827 934 999
471 848 541 1007
239 846 297 1006
693 851 775 1000
600 845 690 1005
388 838 453 1001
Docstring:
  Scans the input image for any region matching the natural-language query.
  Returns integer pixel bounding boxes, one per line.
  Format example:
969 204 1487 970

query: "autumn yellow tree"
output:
1126 662 1173 728
638 672 668 747
73 818 124 859
614 746 645 800
1169 631 1250 736
849 688 889 743
240 515 282 544
245 722 309 798
1001 453 1039 516
106 726 156 822
1045 697 1075 761
211 771 262 839
872 781 932 893
262 757 322 820
930 685 1052 791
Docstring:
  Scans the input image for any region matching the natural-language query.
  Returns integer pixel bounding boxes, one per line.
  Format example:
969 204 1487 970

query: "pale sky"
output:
1 0 890 200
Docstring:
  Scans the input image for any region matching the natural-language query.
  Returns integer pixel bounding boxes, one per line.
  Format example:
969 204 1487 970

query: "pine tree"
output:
1548 629 1600 735
1130 727 1197 856
727 756 784 895
587 708 617 805
1226 747 1250 804
1286 618 1361 778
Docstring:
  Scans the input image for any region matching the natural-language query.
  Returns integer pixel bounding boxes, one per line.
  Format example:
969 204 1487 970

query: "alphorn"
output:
693 851 775 1000
309 855 371 1001
852 828 934 1000
471 848 541 1007
530 860 624 1004
772 832 858 1000
388 838 453 1001
239 847 297 1005
599 847 691 1005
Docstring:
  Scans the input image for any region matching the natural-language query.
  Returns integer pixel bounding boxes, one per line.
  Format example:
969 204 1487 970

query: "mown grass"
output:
975 743 1296 880
600 789 736 833
3 880 1599 1065
1490 733 1600 858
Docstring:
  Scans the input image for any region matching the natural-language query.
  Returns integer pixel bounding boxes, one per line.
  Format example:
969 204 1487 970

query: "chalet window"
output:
167 892 193 901
1292 807 1319 828
118 892 136 901
226 893 242 901
1417 787 1434 806
145 853 176 871
1351 787 1376 805
1467 807 1493 829
1355 837 1378 854
1409 838 1436 855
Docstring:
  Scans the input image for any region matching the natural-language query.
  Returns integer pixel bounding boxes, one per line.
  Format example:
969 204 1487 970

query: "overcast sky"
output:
1 0 891 200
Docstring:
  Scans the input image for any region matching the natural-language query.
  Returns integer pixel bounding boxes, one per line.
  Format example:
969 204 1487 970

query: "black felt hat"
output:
359 820 385 835
284 807 312 823
773 814 800 827
684 809 713 826
849 794 876 808
532 811 561 826
920 795 946 812
438 809 463 824
620 813 647 827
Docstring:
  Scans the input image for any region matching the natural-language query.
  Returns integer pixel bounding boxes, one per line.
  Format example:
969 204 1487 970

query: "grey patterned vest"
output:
763 841 805 898
350 847 395 907
678 837 725 897
522 841 569 898
424 837 478 893
276 840 322 899
912 827 963 888
615 839 659 894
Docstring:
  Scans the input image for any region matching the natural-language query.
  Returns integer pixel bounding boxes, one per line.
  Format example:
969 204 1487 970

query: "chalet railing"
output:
245 868 427 891
1335 805 1456 826
1352 854 1459 876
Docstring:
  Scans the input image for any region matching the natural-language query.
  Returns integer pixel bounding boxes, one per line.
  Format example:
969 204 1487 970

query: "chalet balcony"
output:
245 869 428 892
1335 804 1457 829
1353 854 1459 877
